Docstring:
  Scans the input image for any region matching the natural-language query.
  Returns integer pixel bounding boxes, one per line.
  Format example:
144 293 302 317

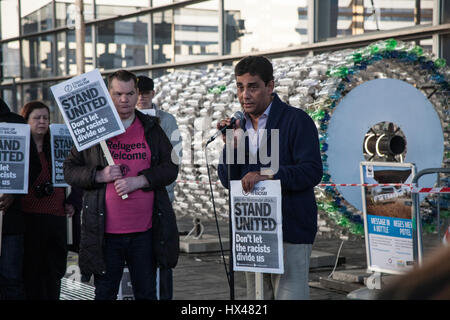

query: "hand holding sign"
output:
95 164 123 183
99 141 128 199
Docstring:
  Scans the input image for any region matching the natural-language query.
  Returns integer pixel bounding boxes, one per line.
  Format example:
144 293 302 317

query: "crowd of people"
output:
1 56 447 301
0 71 182 300
0 99 82 299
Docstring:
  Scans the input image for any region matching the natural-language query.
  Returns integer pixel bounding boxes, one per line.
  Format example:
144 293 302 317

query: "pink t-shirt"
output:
105 118 154 234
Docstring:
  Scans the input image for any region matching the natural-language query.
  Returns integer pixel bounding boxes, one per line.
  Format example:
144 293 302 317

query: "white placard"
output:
50 69 125 152
230 180 284 274
0 123 30 194
360 161 416 275
50 124 74 187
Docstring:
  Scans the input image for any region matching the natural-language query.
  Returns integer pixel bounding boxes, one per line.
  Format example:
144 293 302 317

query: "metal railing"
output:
412 167 450 265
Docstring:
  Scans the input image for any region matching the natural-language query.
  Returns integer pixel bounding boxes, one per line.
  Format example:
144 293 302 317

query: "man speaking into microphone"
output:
217 56 322 300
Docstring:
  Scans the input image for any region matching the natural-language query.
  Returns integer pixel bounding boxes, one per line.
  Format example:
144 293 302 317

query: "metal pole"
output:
218 0 224 56
412 187 423 265
436 173 441 241
75 0 86 75
227 162 235 300
411 168 450 265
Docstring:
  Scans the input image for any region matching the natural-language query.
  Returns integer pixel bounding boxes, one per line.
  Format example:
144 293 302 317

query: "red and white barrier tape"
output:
319 183 449 193
177 180 450 193
318 183 410 187
410 187 450 194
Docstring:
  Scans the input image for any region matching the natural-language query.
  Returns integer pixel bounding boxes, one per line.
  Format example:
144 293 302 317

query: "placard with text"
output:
230 180 284 274
0 123 30 194
50 124 74 187
360 161 416 275
50 69 125 151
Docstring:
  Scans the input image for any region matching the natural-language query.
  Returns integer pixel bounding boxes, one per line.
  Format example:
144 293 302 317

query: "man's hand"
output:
241 171 271 193
0 194 15 213
95 165 123 183
217 118 243 147
114 176 149 197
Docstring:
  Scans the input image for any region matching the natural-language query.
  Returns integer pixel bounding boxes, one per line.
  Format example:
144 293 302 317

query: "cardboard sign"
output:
50 124 74 187
360 161 416 275
50 69 125 151
0 123 30 194
230 180 284 274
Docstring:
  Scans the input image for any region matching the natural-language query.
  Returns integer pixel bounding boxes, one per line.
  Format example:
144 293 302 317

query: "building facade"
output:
0 0 449 121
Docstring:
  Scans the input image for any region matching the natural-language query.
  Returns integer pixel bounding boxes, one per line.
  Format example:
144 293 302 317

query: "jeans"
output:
158 268 173 300
0 234 25 300
94 228 156 300
246 242 313 300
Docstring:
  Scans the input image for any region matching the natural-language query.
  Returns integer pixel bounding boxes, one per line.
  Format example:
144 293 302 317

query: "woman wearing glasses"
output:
20 101 79 300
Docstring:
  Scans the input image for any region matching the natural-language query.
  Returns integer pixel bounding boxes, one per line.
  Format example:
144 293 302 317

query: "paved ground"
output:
64 212 444 300
172 214 362 300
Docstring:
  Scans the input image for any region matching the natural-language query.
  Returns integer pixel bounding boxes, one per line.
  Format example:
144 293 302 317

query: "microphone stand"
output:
205 134 235 300
227 159 235 300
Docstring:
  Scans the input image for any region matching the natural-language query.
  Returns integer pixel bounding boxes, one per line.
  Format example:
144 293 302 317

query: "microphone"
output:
206 111 244 145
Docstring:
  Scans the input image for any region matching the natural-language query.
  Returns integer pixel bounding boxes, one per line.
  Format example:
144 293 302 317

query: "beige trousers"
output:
245 242 312 300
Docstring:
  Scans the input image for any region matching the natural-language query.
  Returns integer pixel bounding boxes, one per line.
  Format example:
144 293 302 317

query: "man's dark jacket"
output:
218 93 323 244
0 99 40 234
63 110 179 276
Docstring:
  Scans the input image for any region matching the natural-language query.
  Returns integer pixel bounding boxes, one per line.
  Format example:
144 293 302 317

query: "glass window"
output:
22 34 54 78
443 1 450 23
97 15 149 70
152 10 173 64
55 0 94 28
365 0 433 31
21 0 53 35
22 81 65 123
56 26 93 76
224 0 308 55
419 37 432 53
1 0 20 39
95 0 149 19
1 41 21 78
174 0 219 62
152 0 173 6
319 0 434 41
1 86 19 113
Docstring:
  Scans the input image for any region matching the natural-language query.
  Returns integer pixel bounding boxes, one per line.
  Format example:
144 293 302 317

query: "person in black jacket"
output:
0 98 40 300
20 101 80 300
64 70 179 300
217 56 322 300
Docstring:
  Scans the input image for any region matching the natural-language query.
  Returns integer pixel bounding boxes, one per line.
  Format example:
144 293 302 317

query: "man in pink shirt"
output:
64 70 179 300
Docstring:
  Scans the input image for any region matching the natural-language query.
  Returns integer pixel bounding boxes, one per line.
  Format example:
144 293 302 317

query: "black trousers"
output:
159 268 173 300
23 213 67 300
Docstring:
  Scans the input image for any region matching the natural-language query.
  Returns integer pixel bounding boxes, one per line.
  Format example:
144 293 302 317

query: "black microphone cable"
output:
204 144 231 289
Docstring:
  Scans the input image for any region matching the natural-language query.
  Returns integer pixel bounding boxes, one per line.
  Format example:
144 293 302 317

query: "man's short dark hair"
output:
137 75 154 92
107 70 137 89
234 56 274 85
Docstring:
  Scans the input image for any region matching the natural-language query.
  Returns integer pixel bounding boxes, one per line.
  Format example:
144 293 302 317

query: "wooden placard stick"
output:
100 140 128 200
